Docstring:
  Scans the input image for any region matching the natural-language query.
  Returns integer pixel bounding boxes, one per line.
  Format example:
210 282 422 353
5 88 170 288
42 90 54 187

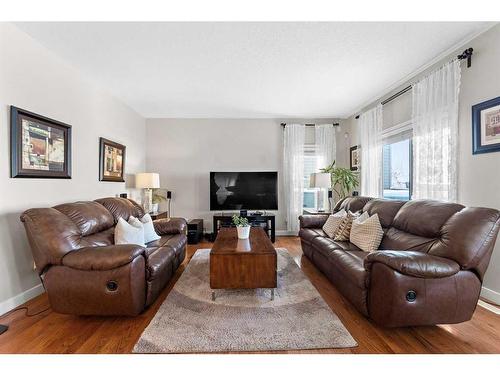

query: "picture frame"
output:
10 106 72 179
350 145 360 171
472 96 500 155
99 137 126 182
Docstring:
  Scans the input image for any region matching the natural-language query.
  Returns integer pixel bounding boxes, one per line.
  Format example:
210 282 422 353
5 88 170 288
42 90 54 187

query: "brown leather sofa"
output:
20 197 187 316
299 197 500 327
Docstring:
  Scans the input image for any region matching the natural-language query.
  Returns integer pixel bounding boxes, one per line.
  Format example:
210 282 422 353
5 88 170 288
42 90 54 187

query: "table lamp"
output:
136 172 160 213
310 172 332 212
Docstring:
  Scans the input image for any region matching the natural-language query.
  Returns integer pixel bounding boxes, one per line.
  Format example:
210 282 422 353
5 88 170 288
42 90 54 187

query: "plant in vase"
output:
320 161 359 203
151 188 167 213
232 214 250 239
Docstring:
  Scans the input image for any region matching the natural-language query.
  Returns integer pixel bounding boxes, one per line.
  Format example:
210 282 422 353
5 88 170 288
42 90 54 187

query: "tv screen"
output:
210 172 278 211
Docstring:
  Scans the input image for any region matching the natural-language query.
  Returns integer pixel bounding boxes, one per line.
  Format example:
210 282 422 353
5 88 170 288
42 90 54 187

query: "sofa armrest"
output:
153 217 187 235
299 214 329 229
62 245 145 271
364 250 460 278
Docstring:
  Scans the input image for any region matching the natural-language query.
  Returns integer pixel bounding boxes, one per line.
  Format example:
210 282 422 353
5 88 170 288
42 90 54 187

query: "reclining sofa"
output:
299 197 500 327
20 197 187 316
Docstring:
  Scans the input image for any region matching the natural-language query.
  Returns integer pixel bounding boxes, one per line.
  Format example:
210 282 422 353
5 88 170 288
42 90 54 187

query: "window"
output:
382 137 412 201
303 146 318 209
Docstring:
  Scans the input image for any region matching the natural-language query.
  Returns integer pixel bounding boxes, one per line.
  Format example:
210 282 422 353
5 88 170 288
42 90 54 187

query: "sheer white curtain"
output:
412 60 461 202
315 124 336 170
359 105 383 197
283 124 305 233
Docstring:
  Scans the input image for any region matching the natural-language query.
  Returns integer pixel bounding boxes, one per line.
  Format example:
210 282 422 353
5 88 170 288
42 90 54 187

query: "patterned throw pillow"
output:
350 212 384 252
333 211 358 241
322 210 347 238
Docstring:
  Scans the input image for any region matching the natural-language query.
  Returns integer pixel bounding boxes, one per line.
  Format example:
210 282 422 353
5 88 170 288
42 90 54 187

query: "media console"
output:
212 213 276 243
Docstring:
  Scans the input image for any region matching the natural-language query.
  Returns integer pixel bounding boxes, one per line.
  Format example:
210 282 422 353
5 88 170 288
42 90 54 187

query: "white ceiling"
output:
15 22 494 119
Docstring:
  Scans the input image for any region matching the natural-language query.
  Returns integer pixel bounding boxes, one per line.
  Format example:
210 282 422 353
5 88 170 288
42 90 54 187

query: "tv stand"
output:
212 213 275 242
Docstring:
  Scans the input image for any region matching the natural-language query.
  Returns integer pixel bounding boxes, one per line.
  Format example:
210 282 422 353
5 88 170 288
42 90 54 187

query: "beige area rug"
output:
133 248 357 353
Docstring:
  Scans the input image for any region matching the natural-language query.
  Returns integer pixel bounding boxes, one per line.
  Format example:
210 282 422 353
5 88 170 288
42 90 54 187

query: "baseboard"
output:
477 300 500 315
276 230 298 236
0 283 45 316
480 286 500 305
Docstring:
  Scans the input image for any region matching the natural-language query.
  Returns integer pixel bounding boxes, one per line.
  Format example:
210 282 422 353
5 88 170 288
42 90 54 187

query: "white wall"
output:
339 23 500 302
145 118 338 234
0 23 146 314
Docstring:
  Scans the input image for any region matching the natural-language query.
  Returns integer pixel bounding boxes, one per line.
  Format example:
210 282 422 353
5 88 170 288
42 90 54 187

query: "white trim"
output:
478 300 500 315
480 286 500 305
347 23 497 119
0 283 45 316
380 120 413 139
276 230 298 236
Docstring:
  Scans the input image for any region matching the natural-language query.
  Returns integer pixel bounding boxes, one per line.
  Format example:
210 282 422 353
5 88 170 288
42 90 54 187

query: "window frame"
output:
380 120 413 201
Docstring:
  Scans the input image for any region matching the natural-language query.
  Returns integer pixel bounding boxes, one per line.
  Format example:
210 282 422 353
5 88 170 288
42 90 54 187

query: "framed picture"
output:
350 145 360 171
10 106 72 178
99 137 126 182
472 96 500 154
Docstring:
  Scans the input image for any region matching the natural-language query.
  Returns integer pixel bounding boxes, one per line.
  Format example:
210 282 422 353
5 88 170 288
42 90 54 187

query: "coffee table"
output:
210 227 277 300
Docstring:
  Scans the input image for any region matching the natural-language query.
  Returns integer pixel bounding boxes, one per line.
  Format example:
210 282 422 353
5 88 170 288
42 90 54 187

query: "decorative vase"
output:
236 225 250 239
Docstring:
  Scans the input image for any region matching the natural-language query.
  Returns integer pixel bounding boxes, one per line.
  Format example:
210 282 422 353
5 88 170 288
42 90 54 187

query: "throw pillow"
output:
115 217 145 247
350 213 384 252
130 214 161 243
322 210 347 238
333 211 358 241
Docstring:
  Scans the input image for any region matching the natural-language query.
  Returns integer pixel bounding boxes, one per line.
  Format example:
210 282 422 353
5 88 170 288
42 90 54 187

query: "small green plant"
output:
232 214 249 227
320 160 359 200
152 188 167 204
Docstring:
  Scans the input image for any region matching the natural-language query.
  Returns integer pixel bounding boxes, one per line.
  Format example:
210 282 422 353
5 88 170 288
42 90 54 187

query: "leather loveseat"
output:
20 197 187 316
299 197 500 327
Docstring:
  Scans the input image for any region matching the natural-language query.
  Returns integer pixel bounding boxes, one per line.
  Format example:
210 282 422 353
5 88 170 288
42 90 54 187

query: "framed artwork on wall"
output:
99 137 126 182
350 145 360 171
10 106 72 178
472 96 500 154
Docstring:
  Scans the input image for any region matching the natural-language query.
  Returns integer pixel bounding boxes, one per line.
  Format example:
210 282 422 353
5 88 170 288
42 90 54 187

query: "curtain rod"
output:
355 47 474 119
281 123 340 128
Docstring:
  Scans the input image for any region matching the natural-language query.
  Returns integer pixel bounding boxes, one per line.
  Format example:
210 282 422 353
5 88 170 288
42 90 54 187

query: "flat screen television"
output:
210 172 278 211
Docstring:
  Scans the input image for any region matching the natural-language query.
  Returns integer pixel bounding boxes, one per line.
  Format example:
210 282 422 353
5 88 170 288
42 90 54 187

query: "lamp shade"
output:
310 172 331 189
136 173 160 189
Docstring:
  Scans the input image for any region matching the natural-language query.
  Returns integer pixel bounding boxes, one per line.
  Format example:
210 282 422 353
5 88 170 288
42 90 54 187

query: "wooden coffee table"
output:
210 227 277 300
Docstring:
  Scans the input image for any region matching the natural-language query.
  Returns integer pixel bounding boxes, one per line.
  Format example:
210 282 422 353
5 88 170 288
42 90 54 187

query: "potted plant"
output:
232 214 251 239
320 161 359 202
151 188 167 213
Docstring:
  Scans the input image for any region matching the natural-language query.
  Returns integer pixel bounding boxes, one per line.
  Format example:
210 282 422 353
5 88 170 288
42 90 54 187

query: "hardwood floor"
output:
0 236 499 354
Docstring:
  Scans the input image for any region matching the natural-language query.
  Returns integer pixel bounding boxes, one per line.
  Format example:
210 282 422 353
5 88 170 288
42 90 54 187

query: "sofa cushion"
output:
299 228 327 243
380 227 435 252
55 201 114 236
334 196 373 214
327 249 369 289
363 199 405 228
115 217 145 247
130 214 161 243
334 212 357 241
392 200 464 238
350 213 384 252
322 211 347 238
311 236 342 259
80 227 114 247
146 246 176 281
146 234 187 259
95 197 144 223
165 235 188 258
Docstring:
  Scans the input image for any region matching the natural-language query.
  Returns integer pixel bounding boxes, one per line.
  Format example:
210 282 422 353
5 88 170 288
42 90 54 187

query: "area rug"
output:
133 248 357 353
